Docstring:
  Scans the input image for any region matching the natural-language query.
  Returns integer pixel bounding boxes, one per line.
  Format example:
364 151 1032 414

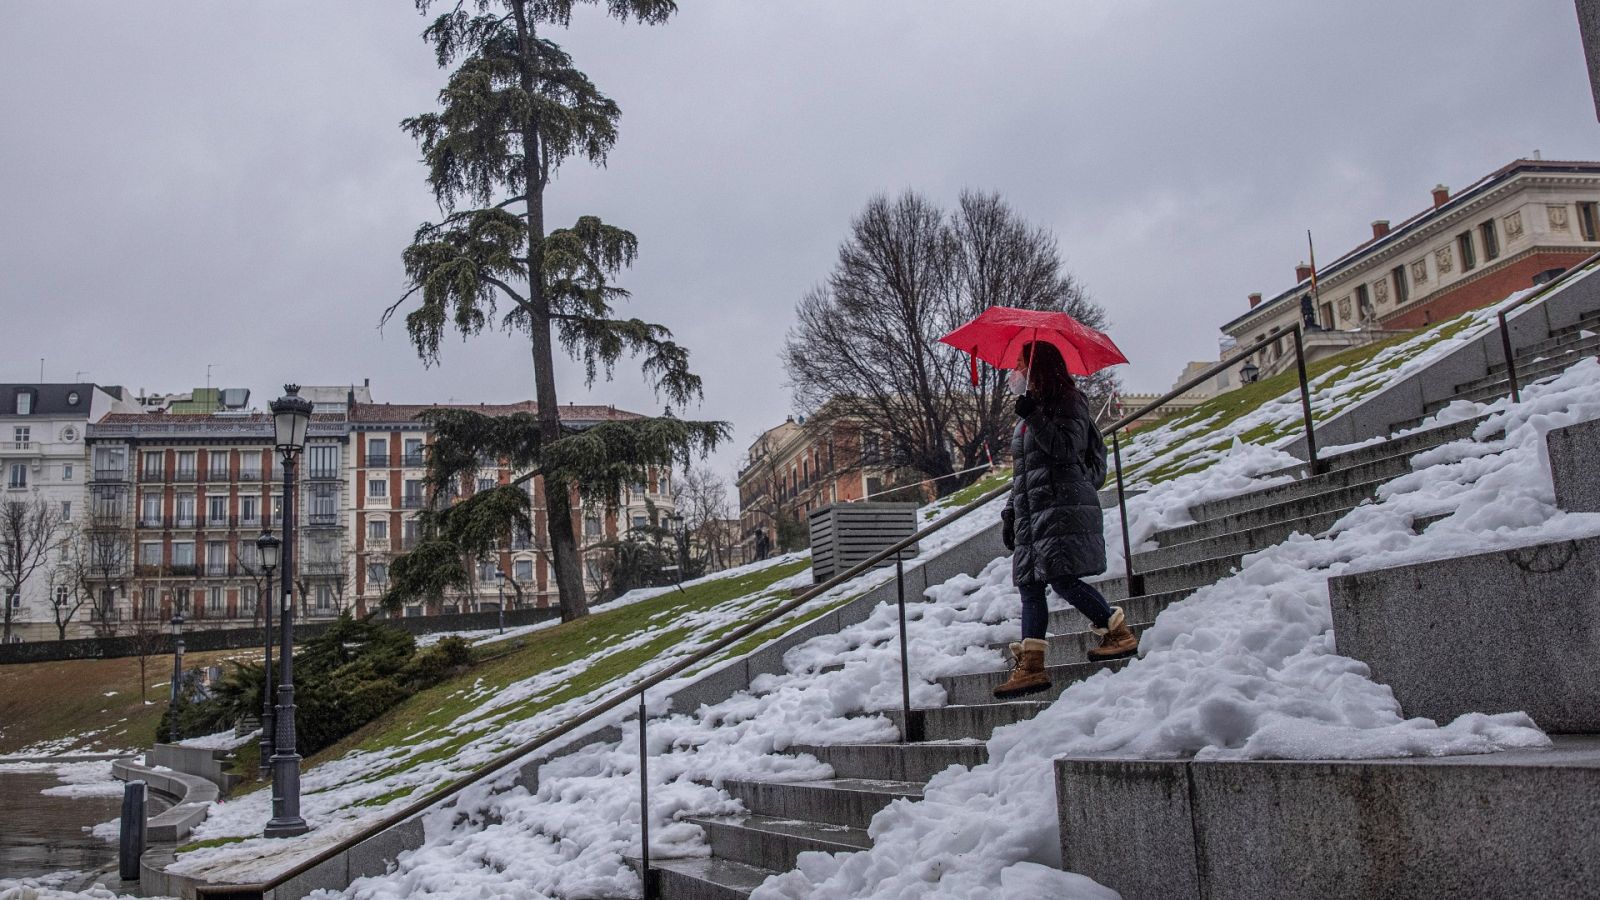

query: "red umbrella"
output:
939 306 1128 384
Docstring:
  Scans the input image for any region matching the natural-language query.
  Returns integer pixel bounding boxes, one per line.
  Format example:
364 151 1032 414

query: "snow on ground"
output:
177 728 259 751
310 358 1599 900
0 758 125 800
0 872 160 900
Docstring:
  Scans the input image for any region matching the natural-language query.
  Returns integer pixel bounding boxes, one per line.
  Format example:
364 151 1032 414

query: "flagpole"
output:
1307 230 1322 311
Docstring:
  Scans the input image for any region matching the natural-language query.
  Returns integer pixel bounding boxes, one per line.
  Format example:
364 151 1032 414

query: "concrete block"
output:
1547 415 1600 512
1543 267 1600 331
1055 757 1198 900
721 778 917 830
346 815 424 881
1330 534 1600 732
663 657 753 715
788 741 986 782
695 814 867 873
1419 339 1492 402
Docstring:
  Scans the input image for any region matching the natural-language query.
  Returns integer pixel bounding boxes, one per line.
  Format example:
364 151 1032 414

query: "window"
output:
367 518 388 541
368 477 387 498
62 463 73 481
310 485 337 521
171 541 195 568
8 463 26 489
175 451 197 478
403 438 424 465
1480 220 1499 261
240 450 263 480
307 444 339 478
1457 231 1477 272
315 583 332 611
1354 284 1372 321
1392 265 1409 306
173 587 189 614
403 519 421 547
1318 302 1333 330
514 559 533 581
141 452 164 479
139 542 162 568
862 432 881 464
366 438 388 466
478 561 497 582
207 495 227 525
140 493 160 525
208 586 223 613
403 479 424 506
632 515 647 530
206 541 228 575
208 451 230 480
1580 202 1600 242
241 585 257 616
54 585 68 607
584 515 602 537
94 446 127 476
13 426 31 449
240 495 260 525
175 493 196 527
141 587 156 617
367 562 388 585
6 589 18 608
271 497 283 526
60 501 71 522
238 541 259 571
476 477 495 494
15 392 31 416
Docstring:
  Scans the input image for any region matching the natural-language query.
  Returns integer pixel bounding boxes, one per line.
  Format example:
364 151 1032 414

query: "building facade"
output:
1 384 141 641
1224 159 1600 377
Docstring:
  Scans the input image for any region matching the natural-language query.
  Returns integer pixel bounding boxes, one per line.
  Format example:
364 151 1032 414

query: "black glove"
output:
1001 507 1015 551
1013 394 1037 418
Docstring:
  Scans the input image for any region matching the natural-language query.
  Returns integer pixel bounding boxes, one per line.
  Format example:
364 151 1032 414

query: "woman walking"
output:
994 341 1138 699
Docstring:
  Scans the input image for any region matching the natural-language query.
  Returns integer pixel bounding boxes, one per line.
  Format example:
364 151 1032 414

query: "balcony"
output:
306 467 341 481
133 563 164 577
239 515 263 529
364 453 389 468
206 468 230 483
402 451 426 467
201 515 238 530
401 494 425 509
238 467 263 482
137 514 164 529
173 515 198 529
89 509 127 527
139 469 164 484
173 469 198 483
91 467 128 483
366 536 390 551
169 563 198 578
400 535 419 551
203 563 235 578
304 560 343 575
306 511 340 528
5 441 33 452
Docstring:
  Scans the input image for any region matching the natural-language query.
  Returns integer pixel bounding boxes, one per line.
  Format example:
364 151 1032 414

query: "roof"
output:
93 412 347 426
347 401 645 425
1223 158 1600 333
0 383 99 417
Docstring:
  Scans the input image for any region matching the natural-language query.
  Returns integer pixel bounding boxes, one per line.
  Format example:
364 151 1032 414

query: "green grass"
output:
935 467 1013 514
176 835 247 854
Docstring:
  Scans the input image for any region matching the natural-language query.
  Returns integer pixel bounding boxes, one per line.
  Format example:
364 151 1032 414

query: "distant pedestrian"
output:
995 342 1138 699
753 528 771 561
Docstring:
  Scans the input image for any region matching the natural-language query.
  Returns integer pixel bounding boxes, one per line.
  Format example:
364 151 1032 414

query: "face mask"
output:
1006 367 1030 396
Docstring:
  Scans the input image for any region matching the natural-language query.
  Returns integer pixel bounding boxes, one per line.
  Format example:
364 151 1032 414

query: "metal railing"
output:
1100 325 1320 599
1494 252 1600 403
195 479 1012 900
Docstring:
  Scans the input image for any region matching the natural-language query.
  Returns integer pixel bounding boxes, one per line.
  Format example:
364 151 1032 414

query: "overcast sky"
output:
2 1 1597 488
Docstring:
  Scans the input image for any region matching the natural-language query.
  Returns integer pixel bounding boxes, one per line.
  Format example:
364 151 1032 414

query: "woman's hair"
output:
1023 341 1080 412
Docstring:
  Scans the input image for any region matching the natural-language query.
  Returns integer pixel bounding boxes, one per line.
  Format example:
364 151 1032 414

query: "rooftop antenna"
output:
75 371 89 382
206 363 219 390
39 358 44 382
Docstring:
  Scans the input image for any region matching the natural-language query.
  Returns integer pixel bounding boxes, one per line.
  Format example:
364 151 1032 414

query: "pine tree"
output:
385 0 724 621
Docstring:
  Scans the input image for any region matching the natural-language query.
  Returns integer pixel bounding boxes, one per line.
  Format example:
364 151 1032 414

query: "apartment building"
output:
346 401 675 616
1 384 141 641
82 410 353 634
1225 159 1600 378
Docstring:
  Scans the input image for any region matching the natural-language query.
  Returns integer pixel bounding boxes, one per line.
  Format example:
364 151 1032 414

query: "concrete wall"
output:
0 606 559 665
1548 415 1600 512
1280 263 1600 457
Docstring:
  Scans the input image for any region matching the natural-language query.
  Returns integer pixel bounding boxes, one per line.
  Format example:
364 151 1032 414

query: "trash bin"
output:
807 502 919 583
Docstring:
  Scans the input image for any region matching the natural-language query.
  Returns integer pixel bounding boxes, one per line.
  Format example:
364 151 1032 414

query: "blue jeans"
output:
1018 578 1114 640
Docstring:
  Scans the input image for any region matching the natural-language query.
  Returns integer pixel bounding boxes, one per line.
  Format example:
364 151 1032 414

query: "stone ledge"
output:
1548 414 1600 512
113 758 218 842
1056 735 1600 900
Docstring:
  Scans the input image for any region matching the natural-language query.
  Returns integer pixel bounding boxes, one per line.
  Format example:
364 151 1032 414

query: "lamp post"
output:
264 385 311 838
495 567 506 635
1240 359 1261 384
668 513 688 588
256 531 280 780
168 606 185 744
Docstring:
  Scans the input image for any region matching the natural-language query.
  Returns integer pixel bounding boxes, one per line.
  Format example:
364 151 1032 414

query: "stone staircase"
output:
1389 306 1600 432
648 415 1485 899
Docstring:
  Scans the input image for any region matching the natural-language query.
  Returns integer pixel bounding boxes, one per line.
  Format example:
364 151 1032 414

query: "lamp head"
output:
1240 360 1261 384
257 531 281 573
270 384 313 454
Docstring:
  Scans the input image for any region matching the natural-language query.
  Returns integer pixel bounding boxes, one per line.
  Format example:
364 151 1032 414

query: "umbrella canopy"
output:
939 306 1128 377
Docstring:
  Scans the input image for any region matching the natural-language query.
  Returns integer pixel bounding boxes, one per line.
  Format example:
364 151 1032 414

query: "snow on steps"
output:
651 418 1478 899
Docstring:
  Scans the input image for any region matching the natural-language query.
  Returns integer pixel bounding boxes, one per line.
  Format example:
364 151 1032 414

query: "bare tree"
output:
47 527 96 640
85 528 130 638
677 466 737 572
0 493 67 642
786 190 1115 496
125 575 164 702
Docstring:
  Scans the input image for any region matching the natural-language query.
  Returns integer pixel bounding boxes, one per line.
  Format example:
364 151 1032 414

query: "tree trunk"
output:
515 1 588 621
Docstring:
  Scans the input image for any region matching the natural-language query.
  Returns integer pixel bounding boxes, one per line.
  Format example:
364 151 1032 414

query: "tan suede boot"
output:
993 637 1051 699
1087 607 1139 662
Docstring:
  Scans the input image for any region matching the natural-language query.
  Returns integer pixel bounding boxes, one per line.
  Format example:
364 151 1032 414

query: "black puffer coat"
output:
1002 393 1109 585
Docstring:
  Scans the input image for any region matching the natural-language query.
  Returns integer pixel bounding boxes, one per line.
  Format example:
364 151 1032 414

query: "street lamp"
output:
494 567 506 635
668 513 689 588
256 531 280 780
168 605 185 744
265 385 311 838
1240 359 1261 384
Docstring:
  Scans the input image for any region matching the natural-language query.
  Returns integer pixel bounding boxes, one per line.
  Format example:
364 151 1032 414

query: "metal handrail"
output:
196 480 1012 899
1493 251 1600 403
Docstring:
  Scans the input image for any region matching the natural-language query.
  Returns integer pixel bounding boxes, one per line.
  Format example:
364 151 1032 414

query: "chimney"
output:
1295 261 1313 283
1371 220 1390 239
1248 292 1263 309
1432 184 1450 208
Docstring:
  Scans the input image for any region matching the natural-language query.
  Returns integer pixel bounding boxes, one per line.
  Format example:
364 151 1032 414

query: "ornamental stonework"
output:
1411 259 1428 283
1436 245 1453 273
1337 296 1352 320
1504 210 1524 239
1549 204 1570 231
1373 279 1389 304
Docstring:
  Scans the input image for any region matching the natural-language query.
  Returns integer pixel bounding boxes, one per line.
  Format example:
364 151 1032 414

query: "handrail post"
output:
1291 326 1322 475
1111 431 1143 598
637 691 656 899
895 551 921 743
1497 309 1522 403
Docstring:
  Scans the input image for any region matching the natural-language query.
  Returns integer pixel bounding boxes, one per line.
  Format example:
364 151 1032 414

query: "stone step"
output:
1330 533 1600 733
1486 319 1600 370
788 741 987 782
1427 347 1600 415
690 813 871 874
720 777 921 830
1138 506 1352 572
939 657 1131 706
1054 588 1197 632
886 701 1050 742
1092 551 1243 603
1267 416 1484 480
650 856 773 900
1057 735 1600 900
986 623 1152 668
1153 478 1386 549
1450 339 1600 399
1183 456 1411 527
